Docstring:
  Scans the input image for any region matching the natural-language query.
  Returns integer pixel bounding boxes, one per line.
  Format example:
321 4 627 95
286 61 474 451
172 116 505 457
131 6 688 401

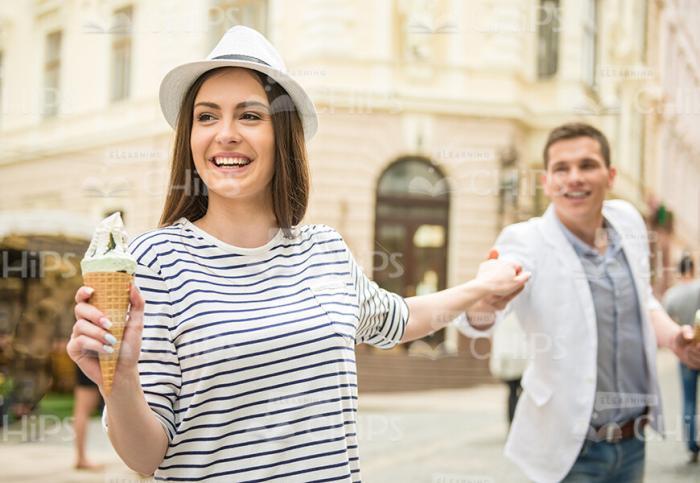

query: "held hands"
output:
672 325 700 369
468 249 530 329
66 284 145 389
475 249 531 298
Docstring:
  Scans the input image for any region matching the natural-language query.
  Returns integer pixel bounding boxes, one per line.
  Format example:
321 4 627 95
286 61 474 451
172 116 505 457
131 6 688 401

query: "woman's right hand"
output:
475 250 531 297
67 284 145 389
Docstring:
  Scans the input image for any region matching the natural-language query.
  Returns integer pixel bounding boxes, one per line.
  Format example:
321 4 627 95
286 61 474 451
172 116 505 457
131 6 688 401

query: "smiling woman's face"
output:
190 67 275 205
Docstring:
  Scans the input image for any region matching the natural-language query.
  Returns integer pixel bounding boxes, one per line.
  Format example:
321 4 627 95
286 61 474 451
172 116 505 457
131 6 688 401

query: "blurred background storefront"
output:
0 211 90 418
0 0 698 404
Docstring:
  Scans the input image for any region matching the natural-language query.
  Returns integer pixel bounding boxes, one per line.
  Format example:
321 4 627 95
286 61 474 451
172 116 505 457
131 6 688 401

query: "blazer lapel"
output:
602 205 656 375
539 205 598 336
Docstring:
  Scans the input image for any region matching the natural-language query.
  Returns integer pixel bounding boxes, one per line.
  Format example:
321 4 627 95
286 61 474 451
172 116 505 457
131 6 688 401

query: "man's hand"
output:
671 325 700 369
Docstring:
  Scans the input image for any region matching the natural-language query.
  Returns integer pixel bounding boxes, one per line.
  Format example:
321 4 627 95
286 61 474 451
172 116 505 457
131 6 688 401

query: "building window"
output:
110 6 133 102
208 0 268 50
536 0 560 78
582 0 598 87
43 30 62 118
374 157 450 348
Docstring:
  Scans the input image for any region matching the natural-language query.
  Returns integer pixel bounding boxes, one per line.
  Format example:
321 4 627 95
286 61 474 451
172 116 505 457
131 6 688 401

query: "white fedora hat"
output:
159 26 318 139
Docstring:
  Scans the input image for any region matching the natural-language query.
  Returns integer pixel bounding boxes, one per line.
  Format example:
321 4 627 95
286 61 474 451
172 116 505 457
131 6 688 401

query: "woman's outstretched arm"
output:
401 256 529 343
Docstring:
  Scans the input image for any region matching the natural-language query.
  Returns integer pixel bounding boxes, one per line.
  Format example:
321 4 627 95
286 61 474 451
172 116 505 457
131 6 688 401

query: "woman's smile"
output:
208 151 255 173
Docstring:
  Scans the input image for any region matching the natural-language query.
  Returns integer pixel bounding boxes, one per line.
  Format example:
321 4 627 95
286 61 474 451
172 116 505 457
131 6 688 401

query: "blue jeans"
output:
680 362 700 453
561 437 645 482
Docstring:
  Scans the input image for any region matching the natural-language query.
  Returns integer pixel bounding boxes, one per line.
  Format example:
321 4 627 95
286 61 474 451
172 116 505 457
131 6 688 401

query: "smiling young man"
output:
457 123 700 482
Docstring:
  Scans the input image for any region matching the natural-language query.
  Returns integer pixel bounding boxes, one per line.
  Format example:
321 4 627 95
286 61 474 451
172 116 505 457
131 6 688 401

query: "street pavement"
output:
2 350 698 482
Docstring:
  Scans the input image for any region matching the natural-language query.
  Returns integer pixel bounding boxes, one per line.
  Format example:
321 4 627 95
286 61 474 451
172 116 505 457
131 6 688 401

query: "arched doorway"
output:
373 157 450 347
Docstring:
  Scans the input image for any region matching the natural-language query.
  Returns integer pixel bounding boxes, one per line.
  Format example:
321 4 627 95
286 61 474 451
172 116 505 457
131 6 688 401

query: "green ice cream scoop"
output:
81 213 137 274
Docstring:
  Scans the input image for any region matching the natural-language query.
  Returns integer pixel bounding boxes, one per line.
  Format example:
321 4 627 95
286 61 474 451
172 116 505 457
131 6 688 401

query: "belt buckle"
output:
605 424 621 443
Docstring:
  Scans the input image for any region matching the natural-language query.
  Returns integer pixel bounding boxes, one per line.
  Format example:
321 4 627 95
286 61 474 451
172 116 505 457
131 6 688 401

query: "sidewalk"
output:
358 350 700 482
1 351 698 482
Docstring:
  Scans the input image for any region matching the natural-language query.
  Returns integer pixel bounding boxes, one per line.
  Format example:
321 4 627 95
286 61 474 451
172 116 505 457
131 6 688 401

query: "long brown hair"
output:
158 68 310 238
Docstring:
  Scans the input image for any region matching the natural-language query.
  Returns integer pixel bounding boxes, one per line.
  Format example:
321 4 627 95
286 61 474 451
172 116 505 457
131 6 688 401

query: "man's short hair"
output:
543 122 611 168
679 254 695 276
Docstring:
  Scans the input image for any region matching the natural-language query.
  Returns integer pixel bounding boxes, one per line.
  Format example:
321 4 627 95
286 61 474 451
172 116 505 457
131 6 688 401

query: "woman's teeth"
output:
213 157 252 167
565 191 589 199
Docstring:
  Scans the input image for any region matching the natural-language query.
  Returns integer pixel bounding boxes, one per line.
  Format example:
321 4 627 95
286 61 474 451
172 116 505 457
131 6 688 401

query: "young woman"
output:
67 26 528 482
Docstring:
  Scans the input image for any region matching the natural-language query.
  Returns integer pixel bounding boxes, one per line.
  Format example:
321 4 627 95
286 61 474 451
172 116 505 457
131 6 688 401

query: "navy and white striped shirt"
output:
108 218 408 482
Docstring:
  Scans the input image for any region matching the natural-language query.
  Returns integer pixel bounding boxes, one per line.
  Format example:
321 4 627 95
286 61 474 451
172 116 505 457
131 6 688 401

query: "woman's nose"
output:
215 121 241 144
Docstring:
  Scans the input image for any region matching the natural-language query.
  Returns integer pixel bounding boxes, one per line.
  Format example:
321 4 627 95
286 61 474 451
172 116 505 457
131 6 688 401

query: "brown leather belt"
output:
592 416 648 443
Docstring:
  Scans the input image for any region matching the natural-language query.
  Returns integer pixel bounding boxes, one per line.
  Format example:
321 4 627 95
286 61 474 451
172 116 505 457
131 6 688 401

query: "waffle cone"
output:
83 271 133 396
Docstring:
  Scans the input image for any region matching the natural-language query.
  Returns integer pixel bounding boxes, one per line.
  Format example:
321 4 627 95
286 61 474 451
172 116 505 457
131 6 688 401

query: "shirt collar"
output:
554 212 622 259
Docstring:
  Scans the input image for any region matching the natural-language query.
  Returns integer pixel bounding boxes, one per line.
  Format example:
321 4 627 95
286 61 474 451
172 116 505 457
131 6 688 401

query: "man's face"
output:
542 136 616 225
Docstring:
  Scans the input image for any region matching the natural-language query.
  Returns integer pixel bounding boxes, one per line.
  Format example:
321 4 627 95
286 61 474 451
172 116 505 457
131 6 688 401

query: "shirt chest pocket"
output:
307 278 359 343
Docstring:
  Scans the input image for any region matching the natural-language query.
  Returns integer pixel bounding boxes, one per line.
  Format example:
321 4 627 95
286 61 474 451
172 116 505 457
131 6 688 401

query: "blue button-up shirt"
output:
556 216 649 428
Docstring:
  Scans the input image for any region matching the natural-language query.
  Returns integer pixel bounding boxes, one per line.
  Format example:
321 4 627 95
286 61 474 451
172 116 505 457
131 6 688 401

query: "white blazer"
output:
459 200 664 483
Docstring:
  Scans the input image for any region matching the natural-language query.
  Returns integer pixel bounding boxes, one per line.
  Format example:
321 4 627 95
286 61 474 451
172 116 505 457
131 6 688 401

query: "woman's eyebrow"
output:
193 100 270 111
236 100 270 111
194 101 220 110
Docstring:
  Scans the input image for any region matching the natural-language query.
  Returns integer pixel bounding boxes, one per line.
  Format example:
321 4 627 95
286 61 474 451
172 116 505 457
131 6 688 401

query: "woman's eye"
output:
241 112 262 121
196 113 215 122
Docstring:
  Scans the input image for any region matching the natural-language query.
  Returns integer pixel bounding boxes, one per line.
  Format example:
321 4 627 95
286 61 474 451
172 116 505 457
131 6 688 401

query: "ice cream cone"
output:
81 212 137 395
83 271 133 396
